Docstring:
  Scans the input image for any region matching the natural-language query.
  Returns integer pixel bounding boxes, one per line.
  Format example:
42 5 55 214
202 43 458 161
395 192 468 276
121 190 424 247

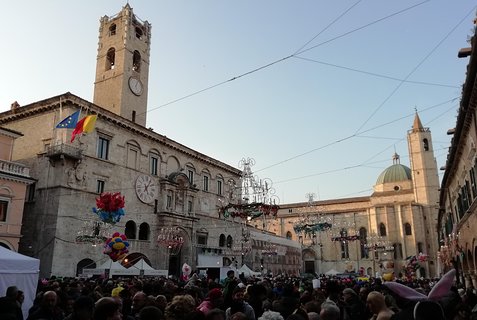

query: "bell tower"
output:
93 4 151 127
407 112 440 275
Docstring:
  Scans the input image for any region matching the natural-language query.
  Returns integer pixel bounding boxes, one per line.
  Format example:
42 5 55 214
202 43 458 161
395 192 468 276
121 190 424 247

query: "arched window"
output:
219 234 225 247
133 50 141 72
226 235 233 248
135 26 143 39
138 222 150 240
379 223 387 236
340 228 349 259
109 24 116 36
423 138 429 151
76 258 96 276
125 220 136 239
286 231 293 240
359 227 368 258
106 48 115 70
404 223 412 236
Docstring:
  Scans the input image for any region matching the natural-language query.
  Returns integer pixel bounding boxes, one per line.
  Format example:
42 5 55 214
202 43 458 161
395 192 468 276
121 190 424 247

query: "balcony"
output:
0 159 30 177
46 144 83 161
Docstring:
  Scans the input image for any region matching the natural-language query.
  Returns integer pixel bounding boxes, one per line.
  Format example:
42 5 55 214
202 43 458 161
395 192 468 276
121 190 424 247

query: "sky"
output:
1 1 475 204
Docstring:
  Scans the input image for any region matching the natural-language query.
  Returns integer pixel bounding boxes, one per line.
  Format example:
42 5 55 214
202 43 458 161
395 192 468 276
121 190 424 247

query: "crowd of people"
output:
0 269 476 320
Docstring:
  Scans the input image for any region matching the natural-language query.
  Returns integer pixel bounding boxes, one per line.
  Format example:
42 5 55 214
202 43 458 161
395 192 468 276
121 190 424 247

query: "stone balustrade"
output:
0 159 30 177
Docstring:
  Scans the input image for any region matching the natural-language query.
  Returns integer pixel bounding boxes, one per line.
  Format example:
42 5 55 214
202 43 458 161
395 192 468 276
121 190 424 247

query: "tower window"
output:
106 48 115 70
404 223 412 236
423 138 429 151
133 51 141 72
379 223 387 236
109 24 116 36
132 111 136 123
135 27 143 39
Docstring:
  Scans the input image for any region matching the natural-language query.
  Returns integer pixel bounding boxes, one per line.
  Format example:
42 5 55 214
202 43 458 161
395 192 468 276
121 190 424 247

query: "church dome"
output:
376 153 412 185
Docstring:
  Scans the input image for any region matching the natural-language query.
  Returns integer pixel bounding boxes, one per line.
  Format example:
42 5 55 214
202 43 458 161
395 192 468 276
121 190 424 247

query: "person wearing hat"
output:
225 286 255 320
197 288 224 315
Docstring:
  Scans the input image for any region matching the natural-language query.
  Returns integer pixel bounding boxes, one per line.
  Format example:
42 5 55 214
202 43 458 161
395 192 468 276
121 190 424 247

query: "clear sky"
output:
1 1 475 204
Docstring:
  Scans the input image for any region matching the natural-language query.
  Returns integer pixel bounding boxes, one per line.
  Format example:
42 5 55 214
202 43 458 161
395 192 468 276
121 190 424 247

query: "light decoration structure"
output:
330 215 360 242
292 193 332 242
76 220 112 245
157 227 184 255
364 232 394 253
218 158 279 224
262 239 278 256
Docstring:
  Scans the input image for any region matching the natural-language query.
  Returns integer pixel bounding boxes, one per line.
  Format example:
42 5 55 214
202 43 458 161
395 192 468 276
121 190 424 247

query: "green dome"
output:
376 164 412 185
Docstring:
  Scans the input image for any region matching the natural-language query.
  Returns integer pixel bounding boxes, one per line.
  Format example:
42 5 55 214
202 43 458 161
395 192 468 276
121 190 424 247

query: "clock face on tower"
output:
135 174 157 204
128 76 143 96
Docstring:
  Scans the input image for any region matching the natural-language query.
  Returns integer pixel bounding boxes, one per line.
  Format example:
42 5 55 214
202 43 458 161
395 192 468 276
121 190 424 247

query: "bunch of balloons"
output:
93 192 125 224
104 232 129 261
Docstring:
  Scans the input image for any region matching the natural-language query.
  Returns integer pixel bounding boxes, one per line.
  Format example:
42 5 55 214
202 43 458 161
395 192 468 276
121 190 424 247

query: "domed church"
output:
270 113 440 278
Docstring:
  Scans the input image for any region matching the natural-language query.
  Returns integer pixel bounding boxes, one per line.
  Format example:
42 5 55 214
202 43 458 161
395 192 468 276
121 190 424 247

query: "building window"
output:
109 24 116 36
26 183 36 202
96 180 105 194
359 227 368 258
286 231 292 240
0 200 8 222
226 235 233 248
138 223 150 240
188 170 194 184
379 223 387 236
197 234 207 246
423 138 429 151
340 229 349 259
188 200 193 213
133 50 141 72
150 155 159 176
125 220 136 239
417 242 424 254
132 111 136 123
404 223 412 236
127 146 138 169
203 176 209 191
217 180 222 195
219 234 226 247
106 47 115 70
166 194 172 209
97 136 110 160
135 26 143 39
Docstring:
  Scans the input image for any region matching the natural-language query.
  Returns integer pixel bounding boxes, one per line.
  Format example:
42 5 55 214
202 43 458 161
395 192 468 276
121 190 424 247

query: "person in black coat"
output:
0 286 23 320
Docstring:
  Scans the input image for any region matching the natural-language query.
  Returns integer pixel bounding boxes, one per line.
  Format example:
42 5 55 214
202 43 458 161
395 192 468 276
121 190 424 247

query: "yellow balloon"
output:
382 273 394 281
112 242 125 250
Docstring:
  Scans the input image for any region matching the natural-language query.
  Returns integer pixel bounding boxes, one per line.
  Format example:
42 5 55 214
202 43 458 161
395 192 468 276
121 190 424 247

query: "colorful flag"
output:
56 110 80 129
71 115 98 142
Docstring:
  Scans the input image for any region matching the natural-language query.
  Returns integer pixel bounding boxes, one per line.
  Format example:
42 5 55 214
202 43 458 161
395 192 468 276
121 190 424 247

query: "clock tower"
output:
93 4 151 127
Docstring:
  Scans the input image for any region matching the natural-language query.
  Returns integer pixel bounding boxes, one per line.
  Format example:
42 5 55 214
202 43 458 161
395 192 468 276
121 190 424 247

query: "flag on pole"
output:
71 115 98 142
56 110 80 129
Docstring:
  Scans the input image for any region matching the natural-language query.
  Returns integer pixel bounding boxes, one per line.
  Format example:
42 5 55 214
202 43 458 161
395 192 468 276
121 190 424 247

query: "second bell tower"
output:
93 4 151 127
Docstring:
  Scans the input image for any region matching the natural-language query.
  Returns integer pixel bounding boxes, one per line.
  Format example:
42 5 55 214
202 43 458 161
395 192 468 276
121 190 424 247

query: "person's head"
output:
232 287 245 302
132 291 147 311
342 288 357 303
366 291 386 315
359 287 369 301
207 288 224 306
319 301 340 320
230 312 247 320
139 306 163 320
6 286 18 299
73 296 95 320
16 290 24 304
42 291 58 310
257 310 284 320
227 270 235 279
205 308 226 320
155 295 167 310
164 295 196 320
307 312 319 320
94 297 121 320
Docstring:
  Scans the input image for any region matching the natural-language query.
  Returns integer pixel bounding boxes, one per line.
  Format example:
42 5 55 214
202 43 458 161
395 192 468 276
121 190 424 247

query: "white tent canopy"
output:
83 258 167 277
0 246 40 319
325 269 340 276
238 264 261 277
